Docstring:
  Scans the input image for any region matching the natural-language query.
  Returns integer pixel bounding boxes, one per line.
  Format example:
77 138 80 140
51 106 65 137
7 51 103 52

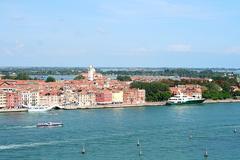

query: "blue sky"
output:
0 0 240 68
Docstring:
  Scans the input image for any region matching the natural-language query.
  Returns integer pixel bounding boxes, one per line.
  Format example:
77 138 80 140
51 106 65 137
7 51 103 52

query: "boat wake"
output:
223 124 240 128
0 125 36 130
0 140 66 150
22 125 36 129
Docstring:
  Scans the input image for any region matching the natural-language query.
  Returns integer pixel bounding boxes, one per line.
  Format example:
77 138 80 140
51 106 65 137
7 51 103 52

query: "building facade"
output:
112 91 123 104
123 89 145 105
21 91 39 106
39 92 60 106
96 90 112 104
6 92 21 108
77 92 96 107
0 92 6 108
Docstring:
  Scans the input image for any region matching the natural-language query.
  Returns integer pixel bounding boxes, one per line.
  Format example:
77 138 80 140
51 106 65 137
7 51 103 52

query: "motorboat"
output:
36 122 63 128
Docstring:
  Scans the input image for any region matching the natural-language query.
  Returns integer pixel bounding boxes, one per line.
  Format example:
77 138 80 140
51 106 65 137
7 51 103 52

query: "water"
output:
30 75 76 80
1 103 240 160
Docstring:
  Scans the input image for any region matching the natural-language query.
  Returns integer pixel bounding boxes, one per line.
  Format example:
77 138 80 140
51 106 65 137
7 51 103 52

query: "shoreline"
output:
62 101 167 110
0 108 28 113
1 99 240 113
203 99 240 104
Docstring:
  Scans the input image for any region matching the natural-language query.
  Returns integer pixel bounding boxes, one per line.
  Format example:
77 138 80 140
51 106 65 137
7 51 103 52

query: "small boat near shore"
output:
36 122 63 128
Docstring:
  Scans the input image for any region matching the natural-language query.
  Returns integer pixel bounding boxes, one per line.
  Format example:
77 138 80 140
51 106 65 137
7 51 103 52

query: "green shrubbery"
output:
202 77 239 100
74 75 84 80
15 72 32 80
116 75 132 81
131 81 171 102
203 90 231 100
45 76 56 82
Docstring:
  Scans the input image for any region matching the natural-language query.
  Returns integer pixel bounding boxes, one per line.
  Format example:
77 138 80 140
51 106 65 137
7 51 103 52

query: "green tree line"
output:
116 75 132 81
131 81 171 102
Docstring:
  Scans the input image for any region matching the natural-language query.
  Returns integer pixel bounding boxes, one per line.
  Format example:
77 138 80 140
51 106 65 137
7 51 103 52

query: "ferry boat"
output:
27 106 53 112
36 122 63 128
166 93 205 105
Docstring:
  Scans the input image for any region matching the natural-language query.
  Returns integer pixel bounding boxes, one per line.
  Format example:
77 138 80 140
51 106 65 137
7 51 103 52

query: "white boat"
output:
27 106 53 112
37 122 63 128
167 92 205 105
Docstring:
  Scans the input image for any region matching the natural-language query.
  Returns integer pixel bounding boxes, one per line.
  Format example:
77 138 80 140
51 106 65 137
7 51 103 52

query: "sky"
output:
0 0 240 68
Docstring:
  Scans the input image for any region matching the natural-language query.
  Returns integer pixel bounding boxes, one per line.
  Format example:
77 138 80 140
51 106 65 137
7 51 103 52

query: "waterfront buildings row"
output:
0 66 145 109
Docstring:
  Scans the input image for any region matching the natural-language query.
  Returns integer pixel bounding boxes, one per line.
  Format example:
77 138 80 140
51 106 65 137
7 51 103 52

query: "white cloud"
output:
225 47 240 54
11 15 25 22
15 40 25 49
0 48 13 55
100 0 212 19
100 5 137 17
103 47 153 56
167 44 192 52
96 27 107 34
130 47 152 53
0 40 25 56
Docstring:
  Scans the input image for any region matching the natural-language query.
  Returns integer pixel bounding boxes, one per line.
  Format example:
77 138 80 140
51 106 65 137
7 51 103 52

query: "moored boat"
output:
27 106 53 112
166 92 205 105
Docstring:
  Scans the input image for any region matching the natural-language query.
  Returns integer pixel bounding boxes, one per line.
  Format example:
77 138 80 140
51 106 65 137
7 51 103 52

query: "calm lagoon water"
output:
1 103 240 160
30 75 76 80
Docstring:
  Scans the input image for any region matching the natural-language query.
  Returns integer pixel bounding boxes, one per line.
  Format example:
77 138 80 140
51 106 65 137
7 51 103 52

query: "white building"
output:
88 65 96 81
76 92 96 107
21 91 39 106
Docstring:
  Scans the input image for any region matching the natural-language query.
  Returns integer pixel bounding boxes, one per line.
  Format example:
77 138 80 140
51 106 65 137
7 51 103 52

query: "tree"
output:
74 75 84 80
205 83 222 92
232 90 240 99
45 76 56 82
117 75 132 81
3 74 12 80
15 72 32 80
131 81 171 102
202 82 232 99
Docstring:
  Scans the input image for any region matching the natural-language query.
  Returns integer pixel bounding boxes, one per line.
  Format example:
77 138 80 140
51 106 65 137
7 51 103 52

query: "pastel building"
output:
76 92 96 107
112 91 123 104
123 89 145 105
96 90 112 104
60 90 77 105
0 92 6 108
39 91 60 106
0 66 147 108
6 92 21 108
